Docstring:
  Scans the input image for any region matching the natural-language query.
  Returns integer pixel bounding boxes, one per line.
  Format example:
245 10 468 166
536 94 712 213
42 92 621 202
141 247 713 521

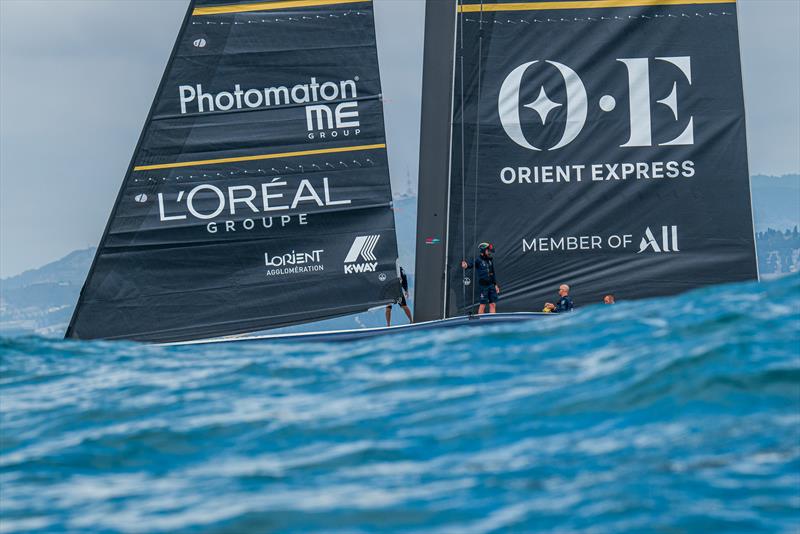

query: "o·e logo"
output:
498 57 694 151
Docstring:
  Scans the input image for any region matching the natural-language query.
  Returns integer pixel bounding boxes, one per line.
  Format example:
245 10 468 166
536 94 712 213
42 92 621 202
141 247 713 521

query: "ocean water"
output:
1 276 799 533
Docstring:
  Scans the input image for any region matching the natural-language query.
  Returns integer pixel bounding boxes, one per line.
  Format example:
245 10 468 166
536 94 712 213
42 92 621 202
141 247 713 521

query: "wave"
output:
1 275 799 533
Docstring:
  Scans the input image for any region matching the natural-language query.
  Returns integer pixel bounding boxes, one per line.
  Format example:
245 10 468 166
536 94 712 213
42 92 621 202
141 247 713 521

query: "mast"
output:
413 0 459 322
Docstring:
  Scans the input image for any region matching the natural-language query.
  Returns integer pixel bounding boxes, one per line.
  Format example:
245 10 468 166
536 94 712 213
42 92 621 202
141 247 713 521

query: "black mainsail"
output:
416 0 758 320
67 0 401 342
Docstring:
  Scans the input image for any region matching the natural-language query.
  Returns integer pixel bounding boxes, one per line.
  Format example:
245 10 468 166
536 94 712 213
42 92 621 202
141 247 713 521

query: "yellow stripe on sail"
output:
133 143 386 172
193 0 370 16
457 0 734 13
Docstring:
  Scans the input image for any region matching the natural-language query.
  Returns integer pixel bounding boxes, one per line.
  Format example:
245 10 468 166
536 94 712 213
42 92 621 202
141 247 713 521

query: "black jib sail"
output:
67 0 401 342
416 0 758 319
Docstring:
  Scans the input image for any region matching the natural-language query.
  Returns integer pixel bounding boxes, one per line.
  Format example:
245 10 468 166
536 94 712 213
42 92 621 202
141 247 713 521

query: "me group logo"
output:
344 235 380 273
177 76 362 141
499 57 694 151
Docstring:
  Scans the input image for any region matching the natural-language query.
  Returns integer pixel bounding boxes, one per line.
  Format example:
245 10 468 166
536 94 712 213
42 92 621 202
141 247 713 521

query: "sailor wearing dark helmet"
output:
461 243 501 314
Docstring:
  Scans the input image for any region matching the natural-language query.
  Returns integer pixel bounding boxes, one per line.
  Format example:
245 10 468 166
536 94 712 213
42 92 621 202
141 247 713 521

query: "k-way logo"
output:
499 57 694 151
178 77 361 141
344 235 380 273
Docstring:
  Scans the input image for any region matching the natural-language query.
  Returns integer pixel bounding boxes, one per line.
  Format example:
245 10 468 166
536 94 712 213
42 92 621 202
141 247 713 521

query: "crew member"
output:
544 284 574 313
386 266 413 326
603 294 616 304
461 243 501 314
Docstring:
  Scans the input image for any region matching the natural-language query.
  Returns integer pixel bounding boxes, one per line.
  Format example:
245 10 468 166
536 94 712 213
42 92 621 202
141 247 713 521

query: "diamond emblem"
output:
524 86 562 125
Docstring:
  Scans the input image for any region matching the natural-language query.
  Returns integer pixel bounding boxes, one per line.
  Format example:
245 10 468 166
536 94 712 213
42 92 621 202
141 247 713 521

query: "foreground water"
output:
2 276 799 533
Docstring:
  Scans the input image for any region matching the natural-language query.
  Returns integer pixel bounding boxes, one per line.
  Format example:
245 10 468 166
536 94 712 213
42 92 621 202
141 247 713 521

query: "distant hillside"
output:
1 248 95 291
757 227 800 277
750 175 800 276
1 178 797 337
0 248 94 337
751 174 800 232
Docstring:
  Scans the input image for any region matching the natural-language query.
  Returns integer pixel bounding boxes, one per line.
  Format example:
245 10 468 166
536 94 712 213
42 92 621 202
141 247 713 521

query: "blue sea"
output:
1 276 799 533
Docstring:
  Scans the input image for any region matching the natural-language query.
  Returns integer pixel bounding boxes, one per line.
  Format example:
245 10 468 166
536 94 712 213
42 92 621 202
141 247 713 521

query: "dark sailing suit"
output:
397 270 409 307
553 296 574 313
466 256 498 304
389 270 409 307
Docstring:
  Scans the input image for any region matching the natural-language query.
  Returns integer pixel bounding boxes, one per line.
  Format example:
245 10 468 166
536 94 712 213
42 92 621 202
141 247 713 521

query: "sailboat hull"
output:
168 312 552 346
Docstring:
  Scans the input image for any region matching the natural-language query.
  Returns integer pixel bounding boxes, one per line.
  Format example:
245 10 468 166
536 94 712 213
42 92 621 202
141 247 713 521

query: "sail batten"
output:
132 143 387 171
193 0 372 17
457 0 735 12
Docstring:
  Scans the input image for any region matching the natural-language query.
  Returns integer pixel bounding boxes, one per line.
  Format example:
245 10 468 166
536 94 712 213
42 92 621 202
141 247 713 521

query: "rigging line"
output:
442 0 462 319
471 0 484 312
460 4 467 309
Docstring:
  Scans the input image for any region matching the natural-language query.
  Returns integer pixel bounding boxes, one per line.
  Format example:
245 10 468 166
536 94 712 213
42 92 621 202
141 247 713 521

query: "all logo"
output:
522 226 681 254
344 235 380 273
499 57 694 151
638 226 680 253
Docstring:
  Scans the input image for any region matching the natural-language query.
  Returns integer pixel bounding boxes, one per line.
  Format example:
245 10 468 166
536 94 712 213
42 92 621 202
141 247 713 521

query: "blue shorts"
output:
479 285 498 304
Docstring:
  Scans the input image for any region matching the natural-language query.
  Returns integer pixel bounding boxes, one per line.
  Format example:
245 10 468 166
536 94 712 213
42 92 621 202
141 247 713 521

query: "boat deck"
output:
170 312 552 346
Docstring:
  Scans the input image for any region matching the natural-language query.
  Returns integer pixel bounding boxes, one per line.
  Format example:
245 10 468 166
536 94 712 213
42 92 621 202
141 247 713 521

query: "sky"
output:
0 0 798 279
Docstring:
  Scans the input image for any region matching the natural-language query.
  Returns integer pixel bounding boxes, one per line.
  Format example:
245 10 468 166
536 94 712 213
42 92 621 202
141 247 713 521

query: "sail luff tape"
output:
193 0 371 16
132 143 386 172
457 0 735 13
